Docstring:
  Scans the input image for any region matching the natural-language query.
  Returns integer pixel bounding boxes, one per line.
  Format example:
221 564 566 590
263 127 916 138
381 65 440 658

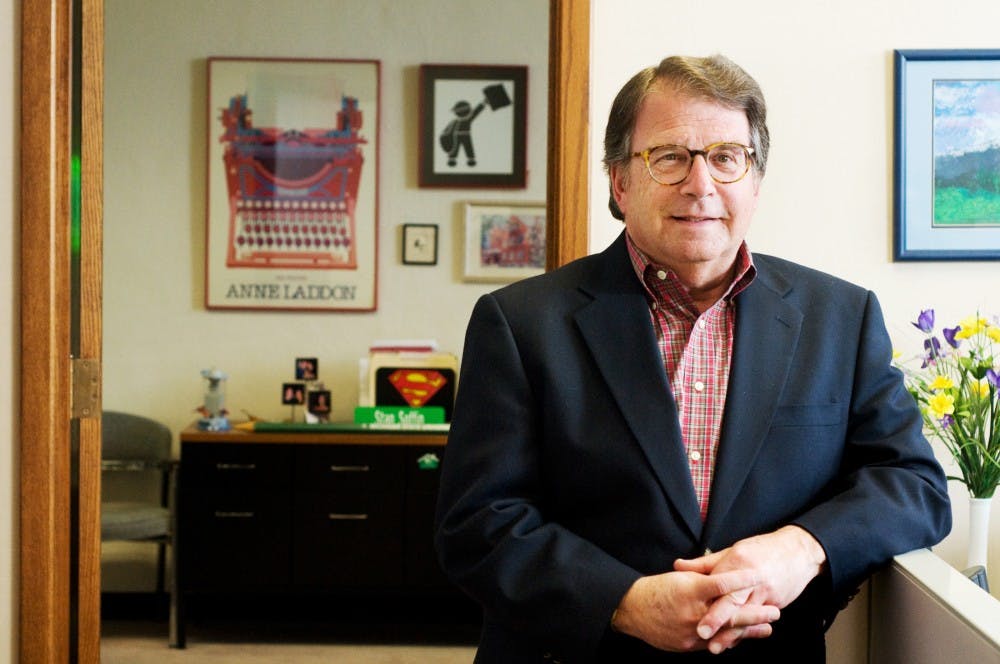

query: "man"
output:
435 55 951 662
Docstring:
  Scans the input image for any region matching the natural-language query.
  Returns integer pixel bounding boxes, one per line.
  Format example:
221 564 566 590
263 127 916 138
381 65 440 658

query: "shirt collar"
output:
625 232 757 308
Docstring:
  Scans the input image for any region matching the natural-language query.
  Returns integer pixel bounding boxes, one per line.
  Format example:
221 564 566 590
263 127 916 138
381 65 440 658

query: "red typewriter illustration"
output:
219 93 366 269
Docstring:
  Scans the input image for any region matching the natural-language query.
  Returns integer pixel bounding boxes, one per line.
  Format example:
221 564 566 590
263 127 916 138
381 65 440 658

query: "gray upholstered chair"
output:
101 410 183 648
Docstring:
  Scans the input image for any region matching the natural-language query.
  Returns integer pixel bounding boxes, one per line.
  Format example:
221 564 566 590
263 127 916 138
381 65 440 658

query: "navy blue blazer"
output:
435 232 951 662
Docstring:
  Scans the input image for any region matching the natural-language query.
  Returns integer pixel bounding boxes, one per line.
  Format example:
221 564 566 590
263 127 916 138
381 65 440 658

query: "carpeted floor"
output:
100 592 480 663
101 619 478 663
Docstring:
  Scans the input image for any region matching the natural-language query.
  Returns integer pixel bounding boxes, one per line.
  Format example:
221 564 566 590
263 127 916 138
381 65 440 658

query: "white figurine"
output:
198 368 230 431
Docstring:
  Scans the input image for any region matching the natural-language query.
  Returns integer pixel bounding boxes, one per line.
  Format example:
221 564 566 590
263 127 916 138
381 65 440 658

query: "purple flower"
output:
921 336 941 367
988 369 1000 388
943 326 961 349
940 414 954 428
912 309 935 333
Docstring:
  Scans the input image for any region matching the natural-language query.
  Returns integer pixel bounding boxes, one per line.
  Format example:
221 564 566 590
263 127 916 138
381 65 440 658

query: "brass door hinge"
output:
71 357 101 419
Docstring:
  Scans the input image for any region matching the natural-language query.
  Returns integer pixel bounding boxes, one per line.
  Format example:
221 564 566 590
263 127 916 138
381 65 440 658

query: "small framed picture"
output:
418 64 528 188
308 390 332 417
281 383 306 405
463 202 546 283
402 224 439 265
295 357 318 381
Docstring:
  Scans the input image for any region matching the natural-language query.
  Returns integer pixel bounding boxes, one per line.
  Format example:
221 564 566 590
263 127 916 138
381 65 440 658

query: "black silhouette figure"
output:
438 83 512 168
440 100 486 166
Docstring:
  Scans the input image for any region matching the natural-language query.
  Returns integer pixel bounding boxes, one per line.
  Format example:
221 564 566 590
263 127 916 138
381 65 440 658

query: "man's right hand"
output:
611 570 780 653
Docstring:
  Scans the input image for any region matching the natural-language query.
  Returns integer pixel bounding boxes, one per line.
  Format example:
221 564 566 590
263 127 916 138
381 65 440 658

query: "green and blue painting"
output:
933 79 1000 226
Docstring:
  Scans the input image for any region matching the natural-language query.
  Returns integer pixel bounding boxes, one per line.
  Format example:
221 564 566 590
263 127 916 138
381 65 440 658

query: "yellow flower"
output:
988 326 1000 343
970 381 991 398
955 315 988 339
929 375 954 390
927 393 955 419
892 348 902 360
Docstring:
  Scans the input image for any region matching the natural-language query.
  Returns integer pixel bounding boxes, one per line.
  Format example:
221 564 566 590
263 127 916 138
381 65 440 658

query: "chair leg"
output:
168 542 185 648
156 542 166 594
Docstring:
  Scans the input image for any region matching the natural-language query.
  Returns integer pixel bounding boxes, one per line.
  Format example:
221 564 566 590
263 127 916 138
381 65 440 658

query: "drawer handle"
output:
328 513 368 520
214 511 254 518
329 464 370 473
215 463 256 471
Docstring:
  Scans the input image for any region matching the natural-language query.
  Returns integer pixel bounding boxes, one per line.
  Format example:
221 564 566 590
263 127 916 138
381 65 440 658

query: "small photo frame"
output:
308 390 332 416
282 383 306 405
894 49 1000 260
419 64 528 188
402 224 439 265
463 202 546 283
295 357 318 381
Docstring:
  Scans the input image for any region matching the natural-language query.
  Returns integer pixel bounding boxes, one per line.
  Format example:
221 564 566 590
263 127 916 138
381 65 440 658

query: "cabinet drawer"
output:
179 488 291 591
181 443 291 490
294 445 403 493
292 489 403 588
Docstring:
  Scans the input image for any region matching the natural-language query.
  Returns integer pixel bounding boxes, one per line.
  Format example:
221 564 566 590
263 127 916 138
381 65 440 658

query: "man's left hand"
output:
673 525 827 651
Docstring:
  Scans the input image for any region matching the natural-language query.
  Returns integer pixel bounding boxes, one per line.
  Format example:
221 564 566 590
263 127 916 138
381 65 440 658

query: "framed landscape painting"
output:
894 49 1000 260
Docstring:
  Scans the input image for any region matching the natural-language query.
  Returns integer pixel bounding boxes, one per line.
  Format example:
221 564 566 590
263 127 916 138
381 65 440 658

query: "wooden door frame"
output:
17 1 583 660
547 0 590 267
19 0 103 661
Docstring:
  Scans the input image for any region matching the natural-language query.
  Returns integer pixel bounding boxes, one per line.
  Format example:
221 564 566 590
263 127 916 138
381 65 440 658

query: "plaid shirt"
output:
626 234 756 520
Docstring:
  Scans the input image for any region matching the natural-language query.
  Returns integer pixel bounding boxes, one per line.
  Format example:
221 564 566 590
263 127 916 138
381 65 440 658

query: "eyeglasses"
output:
631 142 755 185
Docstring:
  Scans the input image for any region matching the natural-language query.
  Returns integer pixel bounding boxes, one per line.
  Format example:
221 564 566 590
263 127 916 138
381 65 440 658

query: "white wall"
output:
2 0 17 658
589 0 1000 598
103 0 547 588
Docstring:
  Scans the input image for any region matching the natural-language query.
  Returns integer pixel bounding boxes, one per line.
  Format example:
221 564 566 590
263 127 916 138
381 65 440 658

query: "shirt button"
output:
656 269 667 280
651 301 658 310
698 319 707 329
690 450 702 462
694 380 705 392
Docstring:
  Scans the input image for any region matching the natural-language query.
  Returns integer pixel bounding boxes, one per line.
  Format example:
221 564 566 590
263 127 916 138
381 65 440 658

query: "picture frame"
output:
418 64 527 188
205 57 381 309
894 49 1000 260
401 224 439 265
307 390 332 418
463 202 546 283
295 357 318 381
282 383 306 406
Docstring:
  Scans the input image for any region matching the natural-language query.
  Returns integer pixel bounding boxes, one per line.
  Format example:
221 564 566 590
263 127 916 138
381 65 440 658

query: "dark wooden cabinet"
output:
178 426 454 606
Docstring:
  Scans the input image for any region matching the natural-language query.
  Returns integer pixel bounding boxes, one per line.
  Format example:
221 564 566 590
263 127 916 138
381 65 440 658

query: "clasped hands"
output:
611 525 826 655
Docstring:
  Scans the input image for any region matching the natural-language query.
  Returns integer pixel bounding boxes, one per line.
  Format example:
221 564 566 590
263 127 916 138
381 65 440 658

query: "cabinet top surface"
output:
180 422 448 447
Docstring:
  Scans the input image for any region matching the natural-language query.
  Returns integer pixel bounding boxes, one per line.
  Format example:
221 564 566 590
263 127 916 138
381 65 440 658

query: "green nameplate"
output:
353 406 446 425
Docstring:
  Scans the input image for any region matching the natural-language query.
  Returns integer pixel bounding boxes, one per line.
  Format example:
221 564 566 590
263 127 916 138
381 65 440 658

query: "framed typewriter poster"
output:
205 57 380 311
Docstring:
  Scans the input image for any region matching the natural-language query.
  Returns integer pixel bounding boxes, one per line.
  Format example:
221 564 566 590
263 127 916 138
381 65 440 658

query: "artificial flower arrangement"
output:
895 310 1000 499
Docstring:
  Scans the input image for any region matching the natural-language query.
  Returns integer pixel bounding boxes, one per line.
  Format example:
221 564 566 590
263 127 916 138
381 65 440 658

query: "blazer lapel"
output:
704 266 802 535
573 235 703 540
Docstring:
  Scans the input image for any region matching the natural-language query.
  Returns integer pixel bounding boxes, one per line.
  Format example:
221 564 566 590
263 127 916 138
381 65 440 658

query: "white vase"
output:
967 497 992 570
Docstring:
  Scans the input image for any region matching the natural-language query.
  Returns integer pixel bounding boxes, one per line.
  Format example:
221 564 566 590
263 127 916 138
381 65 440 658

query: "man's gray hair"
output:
602 54 770 221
